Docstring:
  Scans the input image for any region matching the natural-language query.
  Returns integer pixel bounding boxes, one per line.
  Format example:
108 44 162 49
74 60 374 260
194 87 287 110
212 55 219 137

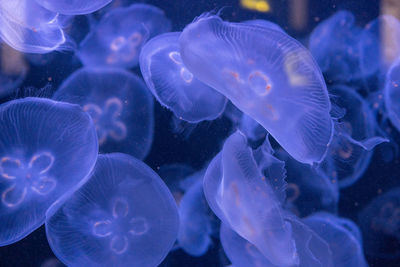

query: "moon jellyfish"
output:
204 131 298 266
304 212 368 267
178 176 214 256
45 153 179 267
276 149 339 218
309 10 363 82
0 97 98 246
53 67 154 159
322 85 387 187
359 15 400 80
180 15 333 164
35 0 112 15
78 4 172 68
0 43 28 98
359 187 400 259
140 32 227 122
384 59 400 133
0 0 67 54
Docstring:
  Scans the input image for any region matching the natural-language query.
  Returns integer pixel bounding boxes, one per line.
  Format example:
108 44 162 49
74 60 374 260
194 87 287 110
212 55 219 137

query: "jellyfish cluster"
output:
0 1 400 266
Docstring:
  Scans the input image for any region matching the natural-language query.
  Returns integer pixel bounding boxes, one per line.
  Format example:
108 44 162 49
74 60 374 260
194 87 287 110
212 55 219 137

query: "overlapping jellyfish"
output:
140 32 227 123
179 14 333 164
322 85 387 187
78 4 172 68
0 97 98 246
309 10 363 82
384 59 400 133
53 67 154 159
46 153 179 266
0 0 68 54
359 187 400 260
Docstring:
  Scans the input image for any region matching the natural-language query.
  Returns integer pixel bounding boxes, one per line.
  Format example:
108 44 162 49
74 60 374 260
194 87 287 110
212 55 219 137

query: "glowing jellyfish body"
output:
358 187 400 259
140 32 227 122
304 212 368 267
0 0 67 54
243 19 285 33
322 85 386 187
276 149 339 218
203 131 298 266
45 153 179 267
53 67 154 159
178 178 213 256
34 0 112 15
180 15 333 164
79 4 171 68
384 59 400 133
309 10 363 82
0 97 98 246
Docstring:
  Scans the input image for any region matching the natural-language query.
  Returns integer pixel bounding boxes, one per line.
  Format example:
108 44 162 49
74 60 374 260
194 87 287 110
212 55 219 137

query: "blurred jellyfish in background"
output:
178 173 215 257
0 97 98 246
180 15 333 164
359 187 400 260
78 4 171 68
53 67 154 160
0 43 28 98
140 32 227 123
359 15 400 86
321 85 387 187
46 153 179 267
303 212 368 267
309 10 363 82
34 0 112 15
276 148 339 218
157 164 195 205
384 58 400 133
0 0 69 54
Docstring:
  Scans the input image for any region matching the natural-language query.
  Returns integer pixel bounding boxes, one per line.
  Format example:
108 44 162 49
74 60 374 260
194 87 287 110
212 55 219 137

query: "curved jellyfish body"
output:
180 15 333 164
34 0 112 15
0 97 98 245
140 32 227 123
309 10 363 81
78 4 171 68
359 187 400 259
45 153 179 267
53 67 154 159
304 212 368 267
0 0 67 54
203 131 298 266
384 59 400 133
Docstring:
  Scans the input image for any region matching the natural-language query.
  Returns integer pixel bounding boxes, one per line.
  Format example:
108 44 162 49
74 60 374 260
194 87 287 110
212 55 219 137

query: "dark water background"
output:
1 0 396 266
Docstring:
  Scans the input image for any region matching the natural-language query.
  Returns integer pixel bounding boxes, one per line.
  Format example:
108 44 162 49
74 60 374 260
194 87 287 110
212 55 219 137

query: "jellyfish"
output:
308 10 363 82
179 15 333 164
203 131 298 266
359 15 400 81
140 32 227 123
359 187 400 259
178 176 214 256
45 153 179 267
0 0 68 54
0 97 98 246
78 4 172 68
34 0 112 15
321 85 387 187
53 67 154 159
276 149 339 217
384 59 400 133
304 212 368 267
0 43 28 98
